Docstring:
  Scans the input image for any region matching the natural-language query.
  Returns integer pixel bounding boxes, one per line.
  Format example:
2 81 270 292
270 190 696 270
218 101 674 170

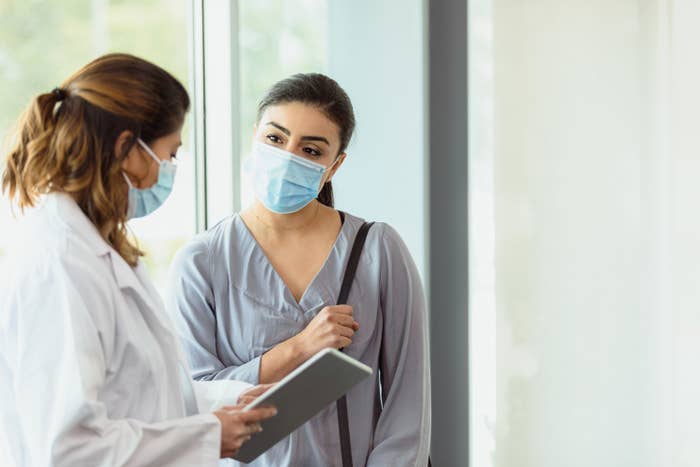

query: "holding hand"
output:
237 383 275 406
214 404 277 458
292 305 360 359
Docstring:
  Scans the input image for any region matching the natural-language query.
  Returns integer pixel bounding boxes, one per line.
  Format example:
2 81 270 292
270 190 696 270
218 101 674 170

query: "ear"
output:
325 152 347 183
116 130 138 169
118 131 149 187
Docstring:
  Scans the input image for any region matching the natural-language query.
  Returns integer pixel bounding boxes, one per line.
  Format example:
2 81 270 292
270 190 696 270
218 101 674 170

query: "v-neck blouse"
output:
234 211 348 311
166 211 431 467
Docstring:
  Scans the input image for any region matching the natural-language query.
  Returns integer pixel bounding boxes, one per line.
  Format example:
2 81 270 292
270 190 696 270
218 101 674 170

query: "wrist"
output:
286 333 310 363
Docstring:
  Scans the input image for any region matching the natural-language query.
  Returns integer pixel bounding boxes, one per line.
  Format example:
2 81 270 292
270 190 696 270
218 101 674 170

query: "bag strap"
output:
337 221 374 305
336 221 374 467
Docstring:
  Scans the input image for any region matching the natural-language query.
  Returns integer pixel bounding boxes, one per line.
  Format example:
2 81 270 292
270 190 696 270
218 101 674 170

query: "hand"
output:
214 404 277 458
292 305 360 359
237 383 275 406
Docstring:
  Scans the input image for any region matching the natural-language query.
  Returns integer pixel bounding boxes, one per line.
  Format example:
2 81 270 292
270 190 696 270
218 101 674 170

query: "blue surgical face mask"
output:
123 138 177 220
245 141 335 214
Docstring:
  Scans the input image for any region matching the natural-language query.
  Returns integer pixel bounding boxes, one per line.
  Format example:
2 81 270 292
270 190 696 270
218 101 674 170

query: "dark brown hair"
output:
2 53 189 266
257 73 355 208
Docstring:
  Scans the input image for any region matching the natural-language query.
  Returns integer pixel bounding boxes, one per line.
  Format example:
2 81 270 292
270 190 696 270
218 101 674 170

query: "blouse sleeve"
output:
166 236 262 385
366 224 432 466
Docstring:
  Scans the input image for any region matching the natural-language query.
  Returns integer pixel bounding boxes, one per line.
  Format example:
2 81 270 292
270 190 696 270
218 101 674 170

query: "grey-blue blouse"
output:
165 212 431 466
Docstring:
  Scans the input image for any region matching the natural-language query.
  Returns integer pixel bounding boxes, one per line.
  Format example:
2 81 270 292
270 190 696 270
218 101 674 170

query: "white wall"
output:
326 0 428 280
471 0 700 466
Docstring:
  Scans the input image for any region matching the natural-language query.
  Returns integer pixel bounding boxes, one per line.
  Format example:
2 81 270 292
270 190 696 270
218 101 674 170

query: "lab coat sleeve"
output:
5 254 222 467
366 224 432 467
192 380 253 412
166 237 262 385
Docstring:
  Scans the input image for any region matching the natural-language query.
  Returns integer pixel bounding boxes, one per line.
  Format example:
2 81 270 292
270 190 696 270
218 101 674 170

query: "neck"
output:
250 200 321 232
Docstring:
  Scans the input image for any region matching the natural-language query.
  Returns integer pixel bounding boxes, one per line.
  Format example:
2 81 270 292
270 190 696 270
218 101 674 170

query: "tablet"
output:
233 348 372 463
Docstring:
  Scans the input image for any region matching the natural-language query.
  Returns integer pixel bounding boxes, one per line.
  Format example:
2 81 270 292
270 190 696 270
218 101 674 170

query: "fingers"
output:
235 406 278 424
324 305 353 316
320 308 359 334
236 382 276 406
240 383 275 399
333 313 360 330
337 336 352 348
219 408 272 458
231 422 263 440
238 395 256 406
335 324 356 339
246 423 262 435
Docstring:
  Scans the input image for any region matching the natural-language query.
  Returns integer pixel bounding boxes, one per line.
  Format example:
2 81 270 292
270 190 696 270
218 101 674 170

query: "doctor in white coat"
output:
0 53 276 467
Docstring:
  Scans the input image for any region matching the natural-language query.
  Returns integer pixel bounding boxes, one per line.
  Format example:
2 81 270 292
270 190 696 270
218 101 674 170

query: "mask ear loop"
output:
319 154 342 190
122 172 135 188
137 138 163 164
122 138 151 189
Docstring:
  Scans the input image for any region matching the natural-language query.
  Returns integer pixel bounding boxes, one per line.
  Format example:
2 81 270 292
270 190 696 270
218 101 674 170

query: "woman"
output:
0 53 276 467
167 73 431 466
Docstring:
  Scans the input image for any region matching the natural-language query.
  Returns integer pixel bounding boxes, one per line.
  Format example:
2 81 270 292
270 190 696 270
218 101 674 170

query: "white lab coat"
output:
0 193 251 467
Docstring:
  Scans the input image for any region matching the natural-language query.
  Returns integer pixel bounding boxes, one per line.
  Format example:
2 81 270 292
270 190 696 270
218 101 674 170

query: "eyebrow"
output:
265 121 330 146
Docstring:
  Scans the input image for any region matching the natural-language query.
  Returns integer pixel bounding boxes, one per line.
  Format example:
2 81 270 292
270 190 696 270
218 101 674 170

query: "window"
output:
0 0 195 291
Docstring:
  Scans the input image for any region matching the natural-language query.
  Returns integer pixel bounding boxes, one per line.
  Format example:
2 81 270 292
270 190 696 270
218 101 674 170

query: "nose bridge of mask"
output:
256 141 327 173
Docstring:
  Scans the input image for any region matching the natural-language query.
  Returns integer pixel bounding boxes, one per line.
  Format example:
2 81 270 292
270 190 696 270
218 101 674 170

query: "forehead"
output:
260 102 340 143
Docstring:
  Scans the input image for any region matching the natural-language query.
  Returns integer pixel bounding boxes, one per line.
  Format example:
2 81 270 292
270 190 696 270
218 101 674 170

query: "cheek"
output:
134 159 160 188
146 162 161 184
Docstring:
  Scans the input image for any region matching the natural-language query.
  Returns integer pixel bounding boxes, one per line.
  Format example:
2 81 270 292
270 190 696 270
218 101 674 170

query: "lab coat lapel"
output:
45 193 197 415
107 251 151 305
107 250 174 336
107 245 197 414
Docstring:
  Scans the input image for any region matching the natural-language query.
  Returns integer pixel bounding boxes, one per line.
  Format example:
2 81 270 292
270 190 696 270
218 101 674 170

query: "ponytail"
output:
2 90 65 208
317 181 334 208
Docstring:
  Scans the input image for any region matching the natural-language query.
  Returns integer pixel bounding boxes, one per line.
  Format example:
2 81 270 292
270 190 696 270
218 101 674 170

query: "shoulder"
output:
170 214 242 278
170 230 211 281
9 213 105 285
2 236 113 320
339 212 415 273
341 212 407 254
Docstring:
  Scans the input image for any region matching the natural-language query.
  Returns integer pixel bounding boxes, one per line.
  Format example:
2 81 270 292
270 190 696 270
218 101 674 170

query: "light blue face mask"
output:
245 141 334 214
123 138 177 220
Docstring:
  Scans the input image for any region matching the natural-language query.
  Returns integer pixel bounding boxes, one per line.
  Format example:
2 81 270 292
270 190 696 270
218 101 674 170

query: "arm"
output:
258 305 358 383
167 237 359 385
366 225 432 467
4 256 222 467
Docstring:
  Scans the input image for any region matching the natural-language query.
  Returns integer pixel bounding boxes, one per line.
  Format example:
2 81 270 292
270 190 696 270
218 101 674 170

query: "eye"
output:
266 134 284 145
303 146 322 157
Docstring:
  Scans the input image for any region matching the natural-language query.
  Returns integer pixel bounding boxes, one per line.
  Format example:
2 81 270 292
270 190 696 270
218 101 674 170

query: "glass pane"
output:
238 0 327 207
0 0 195 292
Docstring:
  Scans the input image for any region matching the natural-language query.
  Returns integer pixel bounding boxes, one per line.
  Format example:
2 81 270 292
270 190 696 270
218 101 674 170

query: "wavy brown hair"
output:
1 53 189 266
